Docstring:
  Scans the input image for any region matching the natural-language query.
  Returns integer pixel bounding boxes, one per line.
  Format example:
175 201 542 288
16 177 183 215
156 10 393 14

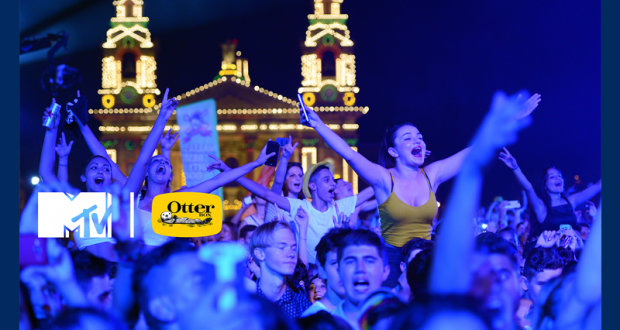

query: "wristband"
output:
59 162 68 166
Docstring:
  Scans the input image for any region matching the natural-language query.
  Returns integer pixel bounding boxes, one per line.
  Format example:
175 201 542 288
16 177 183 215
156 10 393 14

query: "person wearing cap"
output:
207 158 376 265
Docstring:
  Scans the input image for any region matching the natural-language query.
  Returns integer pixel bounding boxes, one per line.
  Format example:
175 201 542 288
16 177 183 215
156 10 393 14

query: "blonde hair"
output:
249 221 293 261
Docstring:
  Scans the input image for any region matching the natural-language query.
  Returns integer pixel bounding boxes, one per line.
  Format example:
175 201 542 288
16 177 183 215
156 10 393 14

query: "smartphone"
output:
243 196 253 207
19 235 48 268
505 200 521 209
297 94 311 127
276 137 289 147
559 224 572 234
265 141 280 167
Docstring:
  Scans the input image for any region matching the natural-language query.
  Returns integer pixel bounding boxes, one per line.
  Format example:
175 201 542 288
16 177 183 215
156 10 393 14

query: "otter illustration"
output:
160 212 212 225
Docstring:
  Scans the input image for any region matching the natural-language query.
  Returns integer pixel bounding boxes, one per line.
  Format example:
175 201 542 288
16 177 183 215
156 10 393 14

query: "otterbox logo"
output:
152 192 223 237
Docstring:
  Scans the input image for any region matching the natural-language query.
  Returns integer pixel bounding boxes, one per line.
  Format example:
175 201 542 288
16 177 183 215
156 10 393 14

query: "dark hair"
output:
533 272 576 330
298 311 352 330
71 251 111 292
389 294 492 330
309 164 331 183
401 238 435 264
81 155 112 176
287 259 310 295
315 228 353 267
337 229 385 264
283 162 305 200
530 166 567 225
523 247 567 280
378 122 416 168
406 248 434 302
132 239 196 310
222 221 238 241
239 224 257 240
19 281 37 329
49 307 128 330
497 227 519 249
475 232 519 271
139 158 174 200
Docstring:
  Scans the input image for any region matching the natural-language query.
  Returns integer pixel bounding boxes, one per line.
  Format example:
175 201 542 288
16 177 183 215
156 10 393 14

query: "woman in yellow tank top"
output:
305 93 541 287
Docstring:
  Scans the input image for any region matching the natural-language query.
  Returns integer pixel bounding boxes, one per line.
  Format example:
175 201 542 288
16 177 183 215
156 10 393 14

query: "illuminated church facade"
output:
92 0 368 215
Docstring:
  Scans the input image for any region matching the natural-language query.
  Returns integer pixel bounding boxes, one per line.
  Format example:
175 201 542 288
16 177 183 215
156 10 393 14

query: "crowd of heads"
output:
20 90 600 330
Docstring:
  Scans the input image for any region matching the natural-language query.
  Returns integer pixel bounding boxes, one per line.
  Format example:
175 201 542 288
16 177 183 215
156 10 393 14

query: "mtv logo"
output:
38 192 114 238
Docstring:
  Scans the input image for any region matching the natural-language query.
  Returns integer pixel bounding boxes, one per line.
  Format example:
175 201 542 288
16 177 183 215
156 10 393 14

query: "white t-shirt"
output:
301 300 330 318
331 301 360 330
287 196 357 264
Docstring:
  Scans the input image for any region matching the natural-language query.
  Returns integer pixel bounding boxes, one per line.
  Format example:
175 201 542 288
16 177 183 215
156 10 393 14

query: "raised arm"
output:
574 202 601 304
79 123 127 184
430 90 532 295
294 207 309 268
160 128 179 161
39 99 61 184
55 132 73 183
305 106 390 189
424 147 472 190
123 88 178 193
206 154 291 212
180 144 275 194
270 136 298 195
499 148 546 221
359 199 378 212
355 186 375 207
73 90 127 184
567 179 601 208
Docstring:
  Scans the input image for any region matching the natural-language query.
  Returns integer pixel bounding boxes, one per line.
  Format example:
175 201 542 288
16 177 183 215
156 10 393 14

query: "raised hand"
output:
498 147 519 170
255 140 277 165
161 128 180 150
294 207 309 233
42 98 61 129
536 230 558 248
515 93 541 120
425 150 432 158
207 155 232 172
332 204 351 228
158 88 179 121
303 105 323 128
587 201 597 219
281 135 299 159
55 132 74 159
470 91 532 167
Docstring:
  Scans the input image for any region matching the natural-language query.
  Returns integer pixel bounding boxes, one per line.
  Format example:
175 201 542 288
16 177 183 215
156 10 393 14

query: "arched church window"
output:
122 53 136 78
322 51 336 77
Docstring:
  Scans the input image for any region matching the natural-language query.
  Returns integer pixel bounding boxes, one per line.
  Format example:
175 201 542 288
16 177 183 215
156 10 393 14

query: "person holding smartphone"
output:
302 93 541 288
498 148 601 251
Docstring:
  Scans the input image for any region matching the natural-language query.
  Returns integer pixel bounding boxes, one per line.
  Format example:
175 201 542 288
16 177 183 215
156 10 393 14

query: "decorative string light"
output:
136 56 157 88
106 149 117 163
103 24 153 48
301 147 317 173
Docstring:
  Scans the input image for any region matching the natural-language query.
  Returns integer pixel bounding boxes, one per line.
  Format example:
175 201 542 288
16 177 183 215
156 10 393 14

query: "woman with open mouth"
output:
304 93 542 288
498 149 601 252
263 136 305 233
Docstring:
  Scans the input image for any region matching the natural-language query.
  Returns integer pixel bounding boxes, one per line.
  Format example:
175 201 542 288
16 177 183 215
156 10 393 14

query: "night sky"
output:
20 0 601 209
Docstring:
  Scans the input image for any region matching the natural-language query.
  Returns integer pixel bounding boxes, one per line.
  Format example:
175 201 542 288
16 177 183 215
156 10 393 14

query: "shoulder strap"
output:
421 168 433 191
389 170 395 194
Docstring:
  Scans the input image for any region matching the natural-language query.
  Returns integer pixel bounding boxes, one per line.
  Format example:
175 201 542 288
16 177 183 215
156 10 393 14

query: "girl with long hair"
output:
305 93 541 287
498 148 601 250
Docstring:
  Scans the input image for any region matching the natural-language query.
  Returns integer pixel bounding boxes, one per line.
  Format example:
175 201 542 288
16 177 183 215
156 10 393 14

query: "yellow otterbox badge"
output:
152 192 223 237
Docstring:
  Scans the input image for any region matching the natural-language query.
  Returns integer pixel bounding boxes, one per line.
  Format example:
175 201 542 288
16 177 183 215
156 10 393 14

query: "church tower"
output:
99 0 159 109
298 0 358 107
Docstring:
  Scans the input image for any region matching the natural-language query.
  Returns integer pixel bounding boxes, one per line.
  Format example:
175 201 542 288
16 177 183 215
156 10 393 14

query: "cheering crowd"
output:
19 89 601 330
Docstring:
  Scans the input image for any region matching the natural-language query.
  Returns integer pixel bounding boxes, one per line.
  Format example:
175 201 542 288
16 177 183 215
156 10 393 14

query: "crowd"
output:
19 89 601 330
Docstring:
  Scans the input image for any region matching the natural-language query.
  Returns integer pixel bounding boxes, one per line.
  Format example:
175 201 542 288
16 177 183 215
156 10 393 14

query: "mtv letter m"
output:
38 192 113 238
